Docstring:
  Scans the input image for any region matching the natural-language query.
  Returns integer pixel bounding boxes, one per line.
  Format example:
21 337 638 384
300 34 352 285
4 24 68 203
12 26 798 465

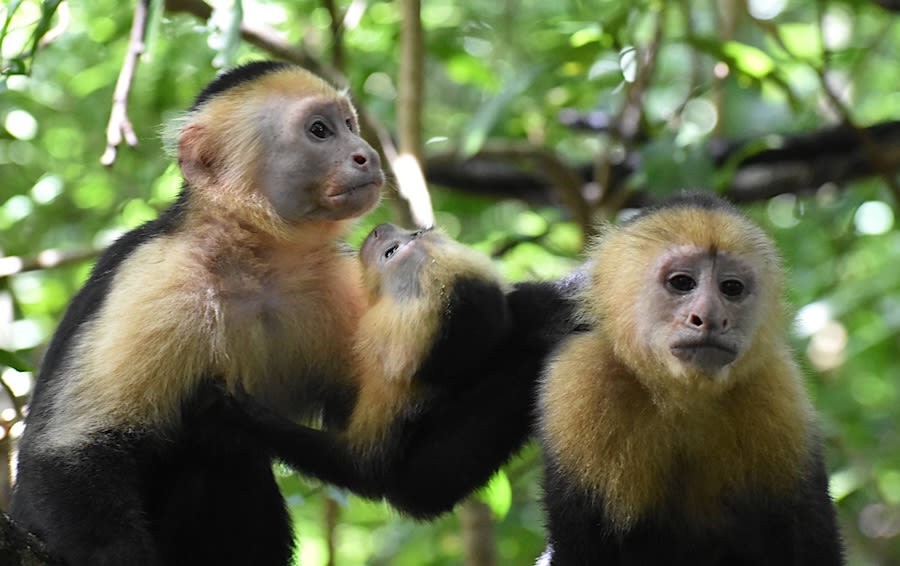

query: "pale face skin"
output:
636 245 760 374
259 95 384 223
360 223 432 299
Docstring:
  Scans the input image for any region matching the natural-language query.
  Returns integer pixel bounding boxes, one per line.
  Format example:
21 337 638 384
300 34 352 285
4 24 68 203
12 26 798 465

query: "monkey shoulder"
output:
539 332 820 529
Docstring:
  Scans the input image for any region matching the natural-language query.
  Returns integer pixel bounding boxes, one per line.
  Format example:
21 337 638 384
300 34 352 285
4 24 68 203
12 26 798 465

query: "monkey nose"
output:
688 312 728 331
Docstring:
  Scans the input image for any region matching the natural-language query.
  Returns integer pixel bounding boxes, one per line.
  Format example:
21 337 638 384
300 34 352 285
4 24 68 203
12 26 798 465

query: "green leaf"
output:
778 23 823 63
0 0 25 47
27 0 63 59
474 469 512 520
461 65 543 158
0 349 32 372
722 41 775 78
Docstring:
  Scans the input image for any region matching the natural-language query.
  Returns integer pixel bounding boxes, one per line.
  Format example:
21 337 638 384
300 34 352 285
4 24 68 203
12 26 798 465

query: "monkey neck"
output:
544 331 813 532
185 178 356 247
184 202 352 262
175 193 365 417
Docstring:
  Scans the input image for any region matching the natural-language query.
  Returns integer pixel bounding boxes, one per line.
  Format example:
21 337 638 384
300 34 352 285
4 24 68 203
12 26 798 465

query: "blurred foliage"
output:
1 0 900 564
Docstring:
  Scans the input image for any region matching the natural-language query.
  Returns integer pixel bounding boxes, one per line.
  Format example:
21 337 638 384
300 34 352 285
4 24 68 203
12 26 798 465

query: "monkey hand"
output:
196 380 311 442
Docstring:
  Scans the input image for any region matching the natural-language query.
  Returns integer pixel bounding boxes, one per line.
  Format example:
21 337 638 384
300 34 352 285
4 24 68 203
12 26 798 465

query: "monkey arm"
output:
376 279 582 518
200 277 580 516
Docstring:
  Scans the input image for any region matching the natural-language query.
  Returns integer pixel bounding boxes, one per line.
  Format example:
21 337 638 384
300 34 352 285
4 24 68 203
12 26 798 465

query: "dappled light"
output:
1 0 899 564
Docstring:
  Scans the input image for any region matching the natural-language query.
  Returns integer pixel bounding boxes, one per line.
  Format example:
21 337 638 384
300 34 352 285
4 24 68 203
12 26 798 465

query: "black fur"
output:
190 60 290 111
625 189 742 226
11 63 313 566
538 444 843 565
536 192 844 565
207 277 581 519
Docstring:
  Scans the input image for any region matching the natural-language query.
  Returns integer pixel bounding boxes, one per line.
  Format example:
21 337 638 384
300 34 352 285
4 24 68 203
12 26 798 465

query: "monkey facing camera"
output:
536 191 845 566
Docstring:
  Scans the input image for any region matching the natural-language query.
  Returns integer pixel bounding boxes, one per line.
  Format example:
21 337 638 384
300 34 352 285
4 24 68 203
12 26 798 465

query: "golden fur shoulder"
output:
540 322 814 532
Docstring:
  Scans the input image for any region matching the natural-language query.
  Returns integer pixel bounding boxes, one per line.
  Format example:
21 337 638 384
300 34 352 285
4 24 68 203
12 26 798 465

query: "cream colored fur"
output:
41 67 368 450
540 206 814 531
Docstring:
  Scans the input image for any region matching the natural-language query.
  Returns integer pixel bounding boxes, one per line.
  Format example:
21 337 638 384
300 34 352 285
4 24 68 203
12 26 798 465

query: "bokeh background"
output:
1 0 899 564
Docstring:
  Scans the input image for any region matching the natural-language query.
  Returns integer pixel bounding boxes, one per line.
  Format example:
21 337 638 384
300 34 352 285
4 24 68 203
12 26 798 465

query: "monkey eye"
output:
720 279 745 297
668 274 697 293
345 118 354 131
384 244 399 259
309 120 331 139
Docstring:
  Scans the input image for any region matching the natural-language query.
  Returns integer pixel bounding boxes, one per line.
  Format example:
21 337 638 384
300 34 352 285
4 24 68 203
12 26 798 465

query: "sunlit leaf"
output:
474 469 512 520
460 65 542 158
722 41 775 78
778 23 823 63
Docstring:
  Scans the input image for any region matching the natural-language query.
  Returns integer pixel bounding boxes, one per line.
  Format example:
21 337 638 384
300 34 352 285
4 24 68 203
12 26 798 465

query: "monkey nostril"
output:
353 153 367 165
722 319 729 329
690 314 703 327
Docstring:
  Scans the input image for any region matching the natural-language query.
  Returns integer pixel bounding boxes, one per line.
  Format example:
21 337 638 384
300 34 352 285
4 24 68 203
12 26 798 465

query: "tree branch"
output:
0 248 100 281
391 0 433 230
427 120 900 211
590 6 665 231
752 13 900 203
100 0 149 166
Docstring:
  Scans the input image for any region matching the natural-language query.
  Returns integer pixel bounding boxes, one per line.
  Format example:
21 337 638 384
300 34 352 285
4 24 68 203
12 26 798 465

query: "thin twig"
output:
392 0 433 229
36 1 70 49
752 12 900 202
0 375 23 422
165 0 331 80
100 0 149 166
322 0 344 70
491 226 551 258
0 248 99 281
592 7 665 228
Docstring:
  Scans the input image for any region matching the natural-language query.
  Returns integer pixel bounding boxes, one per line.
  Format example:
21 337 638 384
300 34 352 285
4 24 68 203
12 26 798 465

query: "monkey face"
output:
256 95 384 223
360 223 435 299
637 245 761 377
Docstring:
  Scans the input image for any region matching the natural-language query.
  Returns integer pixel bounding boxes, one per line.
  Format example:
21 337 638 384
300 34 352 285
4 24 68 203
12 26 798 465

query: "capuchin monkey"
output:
209 223 582 519
535 191 844 565
11 61 385 566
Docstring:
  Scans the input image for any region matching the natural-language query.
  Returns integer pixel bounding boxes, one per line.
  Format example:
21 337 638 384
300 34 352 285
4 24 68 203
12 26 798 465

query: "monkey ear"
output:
178 123 215 186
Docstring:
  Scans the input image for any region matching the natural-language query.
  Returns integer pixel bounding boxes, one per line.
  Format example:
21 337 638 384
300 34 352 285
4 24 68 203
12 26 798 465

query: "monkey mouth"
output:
326 179 382 200
670 340 738 369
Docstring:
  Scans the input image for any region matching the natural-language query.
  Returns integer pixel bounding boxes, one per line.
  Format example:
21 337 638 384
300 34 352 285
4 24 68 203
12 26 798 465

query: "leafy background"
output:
1 0 899 564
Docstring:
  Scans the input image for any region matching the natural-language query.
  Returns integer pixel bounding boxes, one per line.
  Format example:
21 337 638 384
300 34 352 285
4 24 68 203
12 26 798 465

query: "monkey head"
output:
355 223 509 379
587 193 786 394
174 62 384 228
359 223 435 300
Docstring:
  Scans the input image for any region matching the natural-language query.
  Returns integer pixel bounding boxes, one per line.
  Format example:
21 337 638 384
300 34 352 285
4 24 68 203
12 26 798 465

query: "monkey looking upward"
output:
537 192 844 565
11 61 383 566
212 223 581 519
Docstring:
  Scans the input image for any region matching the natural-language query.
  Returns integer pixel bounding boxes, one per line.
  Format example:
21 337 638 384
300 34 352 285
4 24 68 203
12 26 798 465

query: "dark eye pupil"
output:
669 275 696 292
384 245 398 259
720 279 744 297
310 121 329 139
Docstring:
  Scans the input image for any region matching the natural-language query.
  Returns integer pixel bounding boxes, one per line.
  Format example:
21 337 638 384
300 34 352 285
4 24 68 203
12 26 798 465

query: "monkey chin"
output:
670 343 737 372
666 343 742 396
